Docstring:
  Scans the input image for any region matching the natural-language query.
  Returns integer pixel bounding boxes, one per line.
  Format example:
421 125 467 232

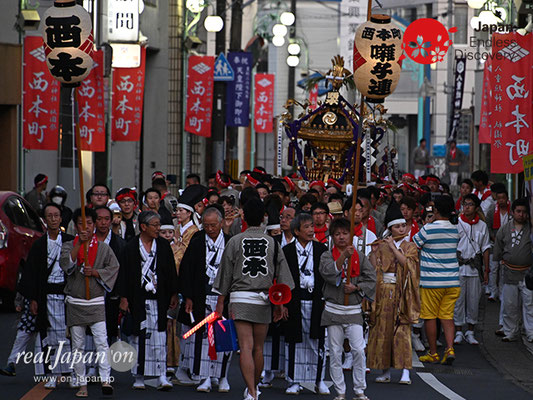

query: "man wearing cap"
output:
325 179 343 204
402 173 416 186
178 206 233 393
282 213 329 395
271 180 290 206
213 198 295 400
116 188 140 242
25 173 48 214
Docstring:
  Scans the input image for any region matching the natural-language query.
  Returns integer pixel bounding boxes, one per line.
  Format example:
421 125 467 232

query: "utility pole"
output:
226 0 242 178
287 0 296 114
211 0 226 173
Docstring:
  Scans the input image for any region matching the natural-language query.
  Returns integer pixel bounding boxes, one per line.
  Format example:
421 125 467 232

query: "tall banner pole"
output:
346 0 372 306
74 87 91 300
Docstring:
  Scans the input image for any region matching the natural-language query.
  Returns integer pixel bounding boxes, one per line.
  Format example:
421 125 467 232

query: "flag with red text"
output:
111 46 146 141
253 73 274 133
23 36 60 150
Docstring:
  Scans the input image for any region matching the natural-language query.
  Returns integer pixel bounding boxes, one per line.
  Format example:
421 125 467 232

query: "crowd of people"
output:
2 167 533 400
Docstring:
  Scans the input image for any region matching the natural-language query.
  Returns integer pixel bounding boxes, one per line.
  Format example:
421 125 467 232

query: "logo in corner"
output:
401 18 457 64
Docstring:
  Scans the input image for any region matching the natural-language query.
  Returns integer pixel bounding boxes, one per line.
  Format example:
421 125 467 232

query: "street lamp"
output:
272 35 285 47
204 15 223 32
287 55 299 67
467 0 486 9
287 42 300 55
186 0 205 13
280 11 295 26
272 23 288 37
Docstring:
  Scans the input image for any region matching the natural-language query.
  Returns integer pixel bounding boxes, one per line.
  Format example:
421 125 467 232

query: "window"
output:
454 4 468 45
23 202 44 233
3 197 31 229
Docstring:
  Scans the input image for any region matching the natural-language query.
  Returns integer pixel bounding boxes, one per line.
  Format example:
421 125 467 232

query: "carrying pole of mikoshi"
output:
346 0 373 306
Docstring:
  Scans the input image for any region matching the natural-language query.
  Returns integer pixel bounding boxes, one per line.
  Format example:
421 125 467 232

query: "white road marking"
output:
417 372 467 400
412 350 424 368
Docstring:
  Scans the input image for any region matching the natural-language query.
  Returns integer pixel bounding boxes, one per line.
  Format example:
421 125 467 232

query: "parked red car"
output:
0 191 45 305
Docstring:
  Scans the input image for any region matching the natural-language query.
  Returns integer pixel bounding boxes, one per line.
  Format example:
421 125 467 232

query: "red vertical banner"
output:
23 36 60 150
111 46 146 141
77 50 105 151
478 57 492 144
309 84 318 110
253 73 275 133
185 55 215 137
490 33 533 174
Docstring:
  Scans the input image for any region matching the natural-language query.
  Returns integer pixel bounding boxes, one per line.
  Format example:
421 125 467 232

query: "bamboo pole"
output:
73 87 91 300
345 0 373 306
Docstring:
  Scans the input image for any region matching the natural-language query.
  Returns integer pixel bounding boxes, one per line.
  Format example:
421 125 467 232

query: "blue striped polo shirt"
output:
412 219 460 288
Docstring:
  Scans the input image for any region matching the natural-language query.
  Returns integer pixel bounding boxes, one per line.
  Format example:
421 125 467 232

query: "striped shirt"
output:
412 219 460 288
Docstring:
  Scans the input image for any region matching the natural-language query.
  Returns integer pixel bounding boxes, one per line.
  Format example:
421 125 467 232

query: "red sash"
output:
493 202 510 229
73 235 98 266
241 220 248 233
460 214 480 225
332 246 359 277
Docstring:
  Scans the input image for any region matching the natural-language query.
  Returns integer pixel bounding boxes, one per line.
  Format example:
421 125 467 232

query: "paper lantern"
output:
41 0 94 86
353 14 403 103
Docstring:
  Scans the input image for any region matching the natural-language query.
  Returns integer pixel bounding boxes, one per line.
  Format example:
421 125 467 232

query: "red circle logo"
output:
402 18 456 64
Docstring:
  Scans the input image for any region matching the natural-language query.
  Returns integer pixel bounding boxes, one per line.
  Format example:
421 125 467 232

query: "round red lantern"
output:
353 14 403 103
41 0 94 86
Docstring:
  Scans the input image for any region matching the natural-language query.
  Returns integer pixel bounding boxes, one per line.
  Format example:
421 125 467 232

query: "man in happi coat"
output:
493 198 533 342
18 203 74 388
319 218 376 400
60 207 120 396
282 213 329 395
367 203 420 385
118 211 179 390
213 198 295 400
178 206 233 393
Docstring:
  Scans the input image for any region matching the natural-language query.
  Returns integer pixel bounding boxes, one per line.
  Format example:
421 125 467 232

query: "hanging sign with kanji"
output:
111 46 146 141
253 74 274 133
226 52 252 127
448 56 466 141
185 55 215 137
77 50 105 151
41 2 94 85
23 36 60 150
490 33 533 174
478 57 492 144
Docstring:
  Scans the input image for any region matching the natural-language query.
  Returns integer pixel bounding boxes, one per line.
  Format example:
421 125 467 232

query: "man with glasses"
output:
311 202 331 248
115 188 140 242
118 211 179 390
453 194 490 345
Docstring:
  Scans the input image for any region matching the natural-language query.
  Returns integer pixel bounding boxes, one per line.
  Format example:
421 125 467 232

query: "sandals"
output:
75 387 88 398
353 394 370 400
101 383 114 395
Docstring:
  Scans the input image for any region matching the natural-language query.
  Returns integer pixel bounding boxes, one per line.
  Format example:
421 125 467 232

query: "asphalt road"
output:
0 311 531 400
